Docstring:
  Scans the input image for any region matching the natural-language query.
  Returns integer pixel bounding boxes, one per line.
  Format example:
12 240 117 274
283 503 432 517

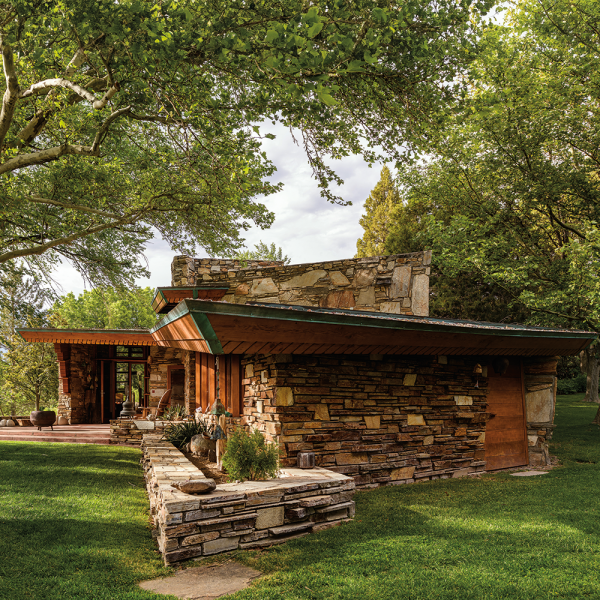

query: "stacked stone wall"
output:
142 434 355 565
58 344 98 424
240 354 488 489
148 346 185 409
523 357 559 467
109 418 189 445
171 252 431 316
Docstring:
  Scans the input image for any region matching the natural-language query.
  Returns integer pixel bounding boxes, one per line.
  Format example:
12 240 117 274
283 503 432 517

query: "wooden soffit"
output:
152 286 229 314
150 300 597 357
18 328 156 346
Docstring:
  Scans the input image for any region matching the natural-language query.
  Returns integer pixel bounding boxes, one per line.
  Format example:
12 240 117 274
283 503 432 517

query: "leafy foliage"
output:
0 0 493 286
356 166 399 257
222 427 279 481
51 287 157 329
235 241 291 266
162 420 211 450
0 273 57 414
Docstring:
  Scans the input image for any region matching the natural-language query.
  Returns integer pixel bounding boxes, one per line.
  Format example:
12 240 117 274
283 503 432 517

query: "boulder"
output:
173 479 217 494
190 434 216 456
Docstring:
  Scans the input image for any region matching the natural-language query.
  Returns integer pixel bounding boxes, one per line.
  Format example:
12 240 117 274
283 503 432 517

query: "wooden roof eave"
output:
150 300 597 357
18 328 156 346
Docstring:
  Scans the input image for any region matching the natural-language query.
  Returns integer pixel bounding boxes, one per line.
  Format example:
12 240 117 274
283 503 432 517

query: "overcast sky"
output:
53 124 384 296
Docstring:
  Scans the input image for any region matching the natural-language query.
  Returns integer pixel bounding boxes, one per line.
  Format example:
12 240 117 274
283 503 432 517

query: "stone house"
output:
19 252 595 487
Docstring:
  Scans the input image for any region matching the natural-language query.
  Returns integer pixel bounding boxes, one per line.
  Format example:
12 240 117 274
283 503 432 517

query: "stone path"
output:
511 470 549 477
139 562 262 599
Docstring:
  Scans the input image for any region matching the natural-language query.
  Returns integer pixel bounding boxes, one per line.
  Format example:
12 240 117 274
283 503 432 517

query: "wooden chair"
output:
153 389 172 418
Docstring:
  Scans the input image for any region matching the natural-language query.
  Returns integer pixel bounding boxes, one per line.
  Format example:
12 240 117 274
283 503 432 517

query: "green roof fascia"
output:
151 300 223 354
151 286 230 313
151 299 597 346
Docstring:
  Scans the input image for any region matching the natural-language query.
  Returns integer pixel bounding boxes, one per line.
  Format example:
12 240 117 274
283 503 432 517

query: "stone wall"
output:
239 354 488 489
523 357 559 467
58 344 98 424
171 252 431 316
109 418 190 445
142 434 355 565
148 346 185 409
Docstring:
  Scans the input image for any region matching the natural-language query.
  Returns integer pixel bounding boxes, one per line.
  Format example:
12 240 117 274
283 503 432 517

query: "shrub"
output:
222 427 279 482
557 373 588 395
162 421 211 449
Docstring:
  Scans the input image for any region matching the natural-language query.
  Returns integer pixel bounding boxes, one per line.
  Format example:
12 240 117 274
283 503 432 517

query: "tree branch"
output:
19 77 119 109
0 214 139 265
0 40 20 151
28 195 125 220
0 143 99 175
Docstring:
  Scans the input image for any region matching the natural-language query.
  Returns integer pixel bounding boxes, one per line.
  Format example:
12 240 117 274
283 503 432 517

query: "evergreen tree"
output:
356 167 400 257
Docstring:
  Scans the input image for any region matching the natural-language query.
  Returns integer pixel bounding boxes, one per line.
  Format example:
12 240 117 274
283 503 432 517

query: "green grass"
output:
228 394 600 600
0 443 175 600
1 395 599 599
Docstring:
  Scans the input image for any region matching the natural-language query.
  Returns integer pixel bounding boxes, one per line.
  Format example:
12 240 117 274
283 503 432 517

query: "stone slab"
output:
511 470 549 477
139 562 261 599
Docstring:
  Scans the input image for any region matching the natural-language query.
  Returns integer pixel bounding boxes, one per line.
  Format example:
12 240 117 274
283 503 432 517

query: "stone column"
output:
523 357 559 466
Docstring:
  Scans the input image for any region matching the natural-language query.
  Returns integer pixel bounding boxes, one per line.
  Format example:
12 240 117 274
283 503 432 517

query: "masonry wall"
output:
171 252 432 316
148 346 185 410
238 354 489 489
523 357 558 466
58 344 98 424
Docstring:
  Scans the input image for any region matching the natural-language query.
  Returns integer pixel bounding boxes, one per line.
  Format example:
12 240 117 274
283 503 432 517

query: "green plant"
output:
162 421 211 450
557 373 588 395
222 427 279 482
160 405 187 421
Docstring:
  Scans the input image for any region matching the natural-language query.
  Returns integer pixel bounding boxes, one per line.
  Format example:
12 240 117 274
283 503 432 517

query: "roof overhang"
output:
18 328 156 346
150 300 596 357
152 286 229 314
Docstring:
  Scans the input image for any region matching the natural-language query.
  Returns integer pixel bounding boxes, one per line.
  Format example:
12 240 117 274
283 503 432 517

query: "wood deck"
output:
0 424 112 445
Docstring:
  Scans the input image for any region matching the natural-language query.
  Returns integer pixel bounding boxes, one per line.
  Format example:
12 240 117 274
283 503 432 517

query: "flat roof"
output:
150 300 596 356
18 328 156 346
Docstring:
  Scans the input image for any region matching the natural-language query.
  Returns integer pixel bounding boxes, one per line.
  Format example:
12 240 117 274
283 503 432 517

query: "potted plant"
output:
30 405 56 431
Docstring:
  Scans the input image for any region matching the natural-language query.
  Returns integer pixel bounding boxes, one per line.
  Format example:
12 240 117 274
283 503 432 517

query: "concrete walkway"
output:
0 424 112 445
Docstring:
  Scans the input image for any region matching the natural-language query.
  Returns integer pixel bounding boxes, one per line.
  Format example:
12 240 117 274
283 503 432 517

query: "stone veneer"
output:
142 434 355 565
238 354 489 488
171 252 432 316
57 344 97 424
232 353 559 486
523 357 559 466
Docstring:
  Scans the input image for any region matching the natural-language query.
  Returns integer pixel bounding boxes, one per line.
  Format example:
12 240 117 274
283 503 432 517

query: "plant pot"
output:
30 410 56 430
6 419 15 427
57 416 69 425
0 419 6 427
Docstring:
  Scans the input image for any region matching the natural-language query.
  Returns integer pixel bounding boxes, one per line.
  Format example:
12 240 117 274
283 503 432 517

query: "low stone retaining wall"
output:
142 434 356 565
110 418 193 445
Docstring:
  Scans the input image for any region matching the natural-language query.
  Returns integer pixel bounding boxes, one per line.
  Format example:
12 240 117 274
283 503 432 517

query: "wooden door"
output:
485 360 528 470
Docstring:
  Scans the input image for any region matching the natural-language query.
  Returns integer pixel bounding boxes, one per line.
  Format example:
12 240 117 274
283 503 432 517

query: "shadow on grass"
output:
0 441 175 600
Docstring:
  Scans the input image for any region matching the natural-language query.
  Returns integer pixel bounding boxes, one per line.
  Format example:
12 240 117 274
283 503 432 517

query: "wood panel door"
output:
485 361 528 470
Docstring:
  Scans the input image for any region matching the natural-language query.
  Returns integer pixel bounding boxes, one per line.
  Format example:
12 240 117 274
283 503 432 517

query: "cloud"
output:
52 124 383 295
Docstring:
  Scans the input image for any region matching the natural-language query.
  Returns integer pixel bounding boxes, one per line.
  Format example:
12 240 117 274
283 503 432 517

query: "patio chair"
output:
153 389 172 418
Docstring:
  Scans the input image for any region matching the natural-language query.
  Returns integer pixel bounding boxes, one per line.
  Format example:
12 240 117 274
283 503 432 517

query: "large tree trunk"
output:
580 345 600 403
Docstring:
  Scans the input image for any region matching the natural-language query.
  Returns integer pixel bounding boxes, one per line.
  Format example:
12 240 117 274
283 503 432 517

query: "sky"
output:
54 124 384 296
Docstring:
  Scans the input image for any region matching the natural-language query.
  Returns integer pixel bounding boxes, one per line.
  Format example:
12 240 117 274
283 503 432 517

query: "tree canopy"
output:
0 0 492 287
51 287 157 329
356 165 399 257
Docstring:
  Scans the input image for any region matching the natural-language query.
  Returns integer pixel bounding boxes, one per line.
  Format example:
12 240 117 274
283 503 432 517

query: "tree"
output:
0 273 57 414
384 0 600 417
51 287 157 329
0 0 493 287
356 166 399 257
235 242 291 266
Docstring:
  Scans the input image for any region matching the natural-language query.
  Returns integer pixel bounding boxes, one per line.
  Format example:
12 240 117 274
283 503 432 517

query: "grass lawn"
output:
1 395 599 599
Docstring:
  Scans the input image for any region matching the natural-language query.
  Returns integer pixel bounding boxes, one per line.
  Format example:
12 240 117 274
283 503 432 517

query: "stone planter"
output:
30 410 56 431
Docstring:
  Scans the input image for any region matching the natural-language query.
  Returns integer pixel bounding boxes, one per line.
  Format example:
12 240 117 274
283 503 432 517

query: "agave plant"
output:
162 420 213 450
